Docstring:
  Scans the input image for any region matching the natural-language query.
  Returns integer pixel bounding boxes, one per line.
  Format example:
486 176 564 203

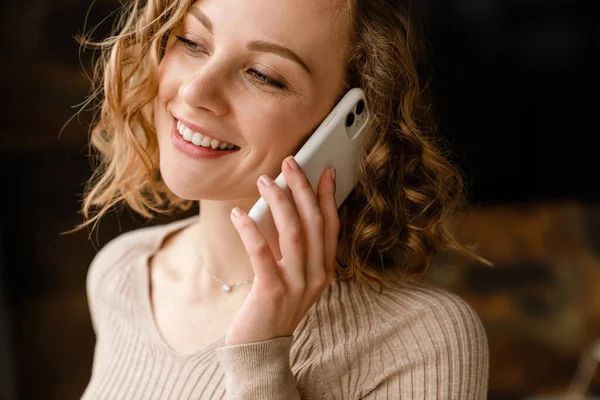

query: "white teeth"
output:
191 133 203 145
200 137 211 147
177 119 236 150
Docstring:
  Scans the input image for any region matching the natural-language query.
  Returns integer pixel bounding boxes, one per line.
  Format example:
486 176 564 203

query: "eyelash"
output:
174 35 287 90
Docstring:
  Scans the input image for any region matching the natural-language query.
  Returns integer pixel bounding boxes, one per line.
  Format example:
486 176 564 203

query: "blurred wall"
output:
0 0 598 399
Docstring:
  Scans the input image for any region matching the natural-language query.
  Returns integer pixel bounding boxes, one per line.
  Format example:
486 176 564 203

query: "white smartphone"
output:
248 87 369 237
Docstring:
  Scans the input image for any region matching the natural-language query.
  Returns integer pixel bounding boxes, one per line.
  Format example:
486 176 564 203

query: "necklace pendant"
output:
222 284 232 292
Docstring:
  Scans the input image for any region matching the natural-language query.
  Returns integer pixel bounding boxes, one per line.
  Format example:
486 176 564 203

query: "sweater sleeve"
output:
215 336 301 400
360 291 490 399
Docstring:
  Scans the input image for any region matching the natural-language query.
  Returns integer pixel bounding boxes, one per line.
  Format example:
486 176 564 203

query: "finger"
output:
282 156 326 284
317 167 340 281
256 174 306 283
230 207 281 286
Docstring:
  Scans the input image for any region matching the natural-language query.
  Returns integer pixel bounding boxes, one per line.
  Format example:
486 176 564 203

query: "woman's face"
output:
154 0 351 202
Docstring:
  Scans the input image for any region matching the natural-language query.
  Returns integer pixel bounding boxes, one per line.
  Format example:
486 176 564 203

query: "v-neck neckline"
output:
136 216 227 359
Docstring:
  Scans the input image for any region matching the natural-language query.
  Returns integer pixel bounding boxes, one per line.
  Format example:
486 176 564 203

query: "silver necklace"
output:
195 248 254 293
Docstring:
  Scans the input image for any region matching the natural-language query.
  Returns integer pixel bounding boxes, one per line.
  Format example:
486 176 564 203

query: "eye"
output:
175 35 208 55
247 69 286 89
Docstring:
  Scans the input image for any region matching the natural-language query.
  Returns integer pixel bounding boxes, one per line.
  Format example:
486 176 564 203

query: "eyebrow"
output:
190 6 213 34
247 41 311 75
189 6 311 75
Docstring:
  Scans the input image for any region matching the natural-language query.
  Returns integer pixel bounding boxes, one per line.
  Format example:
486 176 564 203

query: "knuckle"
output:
288 280 306 295
298 178 312 189
288 224 304 244
332 219 341 234
297 282 307 295
318 180 330 194
310 271 327 288
273 190 287 203
312 212 325 228
330 215 341 231
325 269 336 284
249 241 271 257
267 284 286 300
239 220 255 233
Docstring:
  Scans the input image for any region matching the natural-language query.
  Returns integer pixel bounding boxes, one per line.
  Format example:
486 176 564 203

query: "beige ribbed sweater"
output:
82 216 489 399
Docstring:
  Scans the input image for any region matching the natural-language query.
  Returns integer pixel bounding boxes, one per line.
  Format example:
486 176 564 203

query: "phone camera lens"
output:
356 100 365 115
345 113 355 127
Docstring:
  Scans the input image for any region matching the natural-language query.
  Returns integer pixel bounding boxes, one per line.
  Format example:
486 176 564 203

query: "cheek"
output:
246 103 309 156
156 53 182 103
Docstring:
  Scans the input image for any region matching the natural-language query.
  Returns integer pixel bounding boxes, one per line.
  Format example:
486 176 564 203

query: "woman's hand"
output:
225 156 339 346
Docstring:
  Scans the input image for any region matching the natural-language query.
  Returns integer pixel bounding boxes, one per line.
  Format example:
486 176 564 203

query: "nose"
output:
179 61 230 116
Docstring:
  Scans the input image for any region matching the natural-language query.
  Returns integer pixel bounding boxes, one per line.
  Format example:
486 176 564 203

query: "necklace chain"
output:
195 247 254 293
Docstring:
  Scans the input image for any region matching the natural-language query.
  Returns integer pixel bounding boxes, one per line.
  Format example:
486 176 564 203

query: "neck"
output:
164 196 283 296
194 198 257 284
193 194 280 286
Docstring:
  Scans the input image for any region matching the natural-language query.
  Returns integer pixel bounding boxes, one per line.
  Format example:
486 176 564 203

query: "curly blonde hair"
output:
77 0 489 285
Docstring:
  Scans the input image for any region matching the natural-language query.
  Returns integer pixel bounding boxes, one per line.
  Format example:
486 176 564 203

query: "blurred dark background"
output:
0 0 599 399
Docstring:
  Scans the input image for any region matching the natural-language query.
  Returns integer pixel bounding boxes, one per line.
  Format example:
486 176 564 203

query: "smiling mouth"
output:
176 120 240 151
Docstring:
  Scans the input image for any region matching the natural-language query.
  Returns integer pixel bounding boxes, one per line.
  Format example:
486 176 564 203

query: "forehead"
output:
189 0 351 65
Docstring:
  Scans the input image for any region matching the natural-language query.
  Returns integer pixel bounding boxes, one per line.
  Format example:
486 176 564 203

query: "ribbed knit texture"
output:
82 216 489 399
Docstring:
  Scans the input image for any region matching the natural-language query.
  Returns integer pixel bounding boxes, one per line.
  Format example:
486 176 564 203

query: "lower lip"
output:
170 120 238 159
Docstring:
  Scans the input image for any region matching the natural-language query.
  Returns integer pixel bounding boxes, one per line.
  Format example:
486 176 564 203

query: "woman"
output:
79 0 490 398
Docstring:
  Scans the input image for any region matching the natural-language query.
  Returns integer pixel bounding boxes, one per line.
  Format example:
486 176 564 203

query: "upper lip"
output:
173 114 237 146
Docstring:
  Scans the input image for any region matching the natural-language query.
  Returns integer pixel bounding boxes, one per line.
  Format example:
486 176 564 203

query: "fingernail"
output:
259 175 274 186
330 168 336 181
285 156 300 171
231 207 244 218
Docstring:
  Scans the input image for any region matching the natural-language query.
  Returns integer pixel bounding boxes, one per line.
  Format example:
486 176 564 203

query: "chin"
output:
158 158 255 202
159 158 206 200
160 174 198 200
